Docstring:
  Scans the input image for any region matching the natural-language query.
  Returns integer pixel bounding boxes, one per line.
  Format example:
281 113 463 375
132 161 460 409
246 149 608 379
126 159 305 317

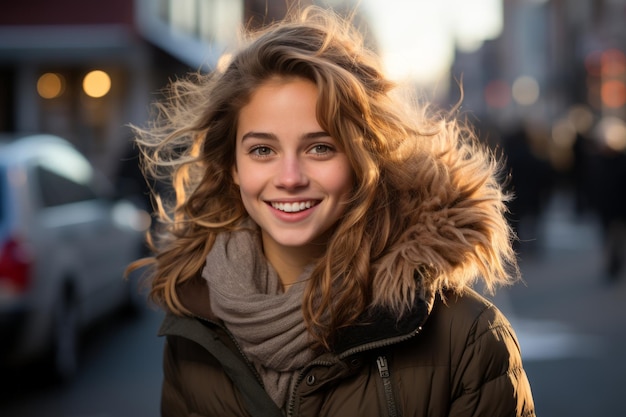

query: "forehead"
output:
238 78 320 127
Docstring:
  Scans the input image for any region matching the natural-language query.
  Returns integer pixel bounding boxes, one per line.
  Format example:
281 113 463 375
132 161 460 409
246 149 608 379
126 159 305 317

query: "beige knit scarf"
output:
202 226 317 410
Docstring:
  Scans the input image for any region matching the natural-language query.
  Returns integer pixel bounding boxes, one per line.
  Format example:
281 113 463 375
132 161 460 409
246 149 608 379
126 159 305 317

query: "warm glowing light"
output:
601 80 626 108
83 70 111 98
37 73 65 99
512 76 540 106
597 116 626 151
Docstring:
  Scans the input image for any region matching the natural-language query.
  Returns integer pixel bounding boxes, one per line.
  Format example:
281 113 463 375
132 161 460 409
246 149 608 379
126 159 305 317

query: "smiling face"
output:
233 77 354 264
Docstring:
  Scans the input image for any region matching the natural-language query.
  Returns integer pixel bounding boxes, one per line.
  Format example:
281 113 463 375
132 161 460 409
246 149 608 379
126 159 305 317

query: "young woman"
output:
130 6 535 417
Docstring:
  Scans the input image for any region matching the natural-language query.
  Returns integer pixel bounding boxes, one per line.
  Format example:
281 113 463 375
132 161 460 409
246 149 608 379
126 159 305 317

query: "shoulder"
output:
428 288 521 362
427 289 528 393
397 288 521 367
392 289 534 415
433 288 514 344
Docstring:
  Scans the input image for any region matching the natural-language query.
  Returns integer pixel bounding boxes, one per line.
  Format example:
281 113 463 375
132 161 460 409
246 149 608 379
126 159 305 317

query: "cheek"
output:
328 162 355 196
234 168 262 199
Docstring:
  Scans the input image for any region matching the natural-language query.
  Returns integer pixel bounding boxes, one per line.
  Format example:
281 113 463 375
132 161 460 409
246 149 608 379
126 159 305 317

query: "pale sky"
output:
362 0 503 85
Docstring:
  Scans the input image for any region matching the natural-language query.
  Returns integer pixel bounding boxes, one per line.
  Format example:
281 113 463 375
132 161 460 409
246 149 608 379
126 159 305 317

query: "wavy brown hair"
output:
128 6 518 349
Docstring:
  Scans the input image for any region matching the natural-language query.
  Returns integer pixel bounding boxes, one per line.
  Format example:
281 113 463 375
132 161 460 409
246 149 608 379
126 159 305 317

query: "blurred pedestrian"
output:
501 123 553 252
584 135 626 281
128 6 535 416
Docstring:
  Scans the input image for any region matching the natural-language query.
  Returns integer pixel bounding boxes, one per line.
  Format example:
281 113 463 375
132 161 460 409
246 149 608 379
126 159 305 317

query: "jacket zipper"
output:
339 326 422 359
286 326 422 416
376 355 398 417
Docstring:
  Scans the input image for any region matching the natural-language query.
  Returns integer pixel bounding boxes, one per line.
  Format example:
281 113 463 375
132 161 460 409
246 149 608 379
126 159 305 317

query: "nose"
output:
274 155 309 189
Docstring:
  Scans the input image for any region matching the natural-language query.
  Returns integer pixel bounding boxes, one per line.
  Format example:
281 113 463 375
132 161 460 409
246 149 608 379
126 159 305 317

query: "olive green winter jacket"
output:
158 279 535 417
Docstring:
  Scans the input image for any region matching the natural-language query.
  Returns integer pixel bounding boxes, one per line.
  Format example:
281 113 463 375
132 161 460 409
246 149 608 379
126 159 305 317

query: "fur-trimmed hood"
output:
370 125 517 312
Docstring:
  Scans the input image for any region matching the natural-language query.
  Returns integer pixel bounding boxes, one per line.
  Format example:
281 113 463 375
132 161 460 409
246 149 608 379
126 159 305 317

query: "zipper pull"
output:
377 356 390 377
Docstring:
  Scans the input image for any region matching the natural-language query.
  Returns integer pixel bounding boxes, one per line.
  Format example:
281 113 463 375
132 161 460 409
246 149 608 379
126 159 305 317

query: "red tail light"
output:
0 236 32 294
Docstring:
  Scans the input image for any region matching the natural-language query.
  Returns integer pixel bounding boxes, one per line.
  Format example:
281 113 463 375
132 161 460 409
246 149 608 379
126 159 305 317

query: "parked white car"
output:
0 133 150 379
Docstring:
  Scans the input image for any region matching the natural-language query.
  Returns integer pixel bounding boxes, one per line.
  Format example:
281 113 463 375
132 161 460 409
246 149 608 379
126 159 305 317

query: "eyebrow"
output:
240 131 331 142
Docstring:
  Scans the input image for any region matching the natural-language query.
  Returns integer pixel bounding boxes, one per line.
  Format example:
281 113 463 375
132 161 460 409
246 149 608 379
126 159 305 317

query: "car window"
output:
35 145 97 207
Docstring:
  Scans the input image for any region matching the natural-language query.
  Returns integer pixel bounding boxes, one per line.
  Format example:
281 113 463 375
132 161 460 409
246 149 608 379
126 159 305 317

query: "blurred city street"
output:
0 304 165 417
0 191 623 417
1 1 626 416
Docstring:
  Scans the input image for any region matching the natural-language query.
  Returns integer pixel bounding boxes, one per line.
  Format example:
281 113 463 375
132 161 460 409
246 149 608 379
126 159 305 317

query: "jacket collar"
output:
331 291 432 355
175 276 433 356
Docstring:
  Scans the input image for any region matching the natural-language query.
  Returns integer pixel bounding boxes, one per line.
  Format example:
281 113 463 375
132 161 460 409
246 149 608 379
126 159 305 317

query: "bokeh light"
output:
597 116 626 151
601 80 626 108
37 72 65 99
83 70 111 98
512 76 540 106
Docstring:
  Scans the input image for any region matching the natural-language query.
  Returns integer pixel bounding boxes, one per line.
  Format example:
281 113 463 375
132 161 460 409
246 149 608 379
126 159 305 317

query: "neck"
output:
261 236 324 289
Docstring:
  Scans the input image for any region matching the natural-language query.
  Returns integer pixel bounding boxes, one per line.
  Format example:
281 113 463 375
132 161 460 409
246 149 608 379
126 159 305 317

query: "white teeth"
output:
271 201 314 213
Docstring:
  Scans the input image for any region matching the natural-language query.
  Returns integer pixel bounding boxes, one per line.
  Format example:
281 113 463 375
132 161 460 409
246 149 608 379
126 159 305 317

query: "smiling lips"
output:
269 200 319 213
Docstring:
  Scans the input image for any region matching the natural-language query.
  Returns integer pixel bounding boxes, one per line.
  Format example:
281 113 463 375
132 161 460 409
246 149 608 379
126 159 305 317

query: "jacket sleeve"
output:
161 337 190 417
448 305 536 417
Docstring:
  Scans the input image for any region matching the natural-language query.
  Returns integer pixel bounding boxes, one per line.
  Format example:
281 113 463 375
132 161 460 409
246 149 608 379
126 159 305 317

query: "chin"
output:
275 236 316 248
270 230 323 248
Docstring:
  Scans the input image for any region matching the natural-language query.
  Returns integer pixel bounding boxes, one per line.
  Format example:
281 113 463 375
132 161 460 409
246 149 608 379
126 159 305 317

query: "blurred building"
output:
3 0 622 180
453 0 625 128
0 0 303 177
2 0 146 174
452 0 625 121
